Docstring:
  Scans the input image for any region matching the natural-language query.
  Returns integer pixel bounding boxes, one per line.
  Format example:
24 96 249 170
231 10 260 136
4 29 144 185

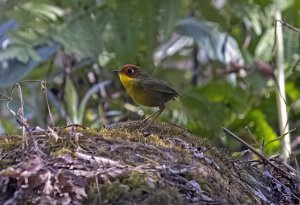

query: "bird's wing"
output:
137 78 178 95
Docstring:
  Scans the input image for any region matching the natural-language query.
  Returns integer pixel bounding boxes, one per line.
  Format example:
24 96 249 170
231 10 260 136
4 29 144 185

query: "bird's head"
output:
113 64 148 79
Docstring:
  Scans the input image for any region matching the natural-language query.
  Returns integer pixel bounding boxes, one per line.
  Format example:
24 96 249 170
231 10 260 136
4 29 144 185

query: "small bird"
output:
114 64 179 128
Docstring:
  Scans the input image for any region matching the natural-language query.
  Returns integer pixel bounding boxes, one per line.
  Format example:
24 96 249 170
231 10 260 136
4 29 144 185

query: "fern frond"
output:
20 2 65 21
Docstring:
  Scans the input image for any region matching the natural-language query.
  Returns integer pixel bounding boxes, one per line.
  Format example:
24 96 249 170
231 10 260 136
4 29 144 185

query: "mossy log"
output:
0 121 299 204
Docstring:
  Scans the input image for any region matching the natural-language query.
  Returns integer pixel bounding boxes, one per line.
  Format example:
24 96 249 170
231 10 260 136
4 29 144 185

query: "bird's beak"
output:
113 70 120 73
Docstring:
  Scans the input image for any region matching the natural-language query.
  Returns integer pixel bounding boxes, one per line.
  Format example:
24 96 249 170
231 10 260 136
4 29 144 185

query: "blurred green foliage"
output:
0 0 299 157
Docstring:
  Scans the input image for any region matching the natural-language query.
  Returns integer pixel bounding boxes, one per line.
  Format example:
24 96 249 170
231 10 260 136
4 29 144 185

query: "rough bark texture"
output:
0 122 299 204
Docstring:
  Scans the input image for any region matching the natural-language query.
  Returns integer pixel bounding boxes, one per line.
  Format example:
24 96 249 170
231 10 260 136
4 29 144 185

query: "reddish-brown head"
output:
118 64 142 78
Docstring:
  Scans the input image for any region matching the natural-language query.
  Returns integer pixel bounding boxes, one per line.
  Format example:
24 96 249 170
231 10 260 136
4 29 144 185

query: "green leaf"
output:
255 28 274 61
52 10 107 58
0 44 40 63
181 80 250 137
247 9 262 35
286 81 300 101
65 77 79 124
77 80 111 124
0 45 58 88
21 2 64 21
159 18 243 65
236 109 280 155
264 128 296 148
247 71 268 95
253 0 272 7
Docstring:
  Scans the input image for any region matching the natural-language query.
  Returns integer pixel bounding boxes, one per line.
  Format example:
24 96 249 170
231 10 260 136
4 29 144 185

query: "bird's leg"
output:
142 109 160 123
144 104 165 129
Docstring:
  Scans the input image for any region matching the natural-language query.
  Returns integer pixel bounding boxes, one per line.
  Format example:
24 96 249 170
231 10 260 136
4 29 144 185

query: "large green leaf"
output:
255 28 273 61
236 109 280 155
181 80 250 137
0 44 59 88
154 18 243 65
21 2 64 21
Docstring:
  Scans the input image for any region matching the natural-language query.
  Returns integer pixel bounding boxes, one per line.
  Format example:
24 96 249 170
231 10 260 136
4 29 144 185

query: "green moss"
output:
0 136 22 169
141 189 184 205
0 124 273 204
122 171 148 189
45 137 74 155
104 128 146 143
101 181 130 201
52 147 73 157
0 135 22 151
0 159 13 170
93 173 184 205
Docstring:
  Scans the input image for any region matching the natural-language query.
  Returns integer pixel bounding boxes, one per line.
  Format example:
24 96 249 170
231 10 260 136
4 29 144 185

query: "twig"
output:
292 57 300 73
19 80 56 127
0 92 12 101
272 19 300 54
231 173 262 205
135 153 160 165
41 81 55 127
275 19 300 33
95 175 102 205
222 126 296 175
223 127 269 162
16 119 45 157
16 83 27 148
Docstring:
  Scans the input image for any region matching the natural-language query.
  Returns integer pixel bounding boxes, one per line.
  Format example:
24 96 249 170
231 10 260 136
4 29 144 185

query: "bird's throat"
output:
119 73 136 91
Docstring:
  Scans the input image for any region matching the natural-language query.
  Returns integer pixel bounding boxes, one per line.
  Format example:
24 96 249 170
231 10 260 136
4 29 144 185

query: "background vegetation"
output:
0 0 299 159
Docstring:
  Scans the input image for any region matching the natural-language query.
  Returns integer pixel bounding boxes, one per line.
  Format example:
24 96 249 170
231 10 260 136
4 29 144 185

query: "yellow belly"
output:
119 74 160 107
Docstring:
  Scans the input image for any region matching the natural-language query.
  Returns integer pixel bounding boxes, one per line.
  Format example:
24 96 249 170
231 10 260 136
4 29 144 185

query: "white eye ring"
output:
127 68 135 74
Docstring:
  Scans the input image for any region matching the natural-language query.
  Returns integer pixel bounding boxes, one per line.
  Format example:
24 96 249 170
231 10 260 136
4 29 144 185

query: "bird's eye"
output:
127 68 135 74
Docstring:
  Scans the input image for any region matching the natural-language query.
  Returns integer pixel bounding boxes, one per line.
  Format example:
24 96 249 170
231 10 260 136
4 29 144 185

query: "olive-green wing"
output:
137 78 178 95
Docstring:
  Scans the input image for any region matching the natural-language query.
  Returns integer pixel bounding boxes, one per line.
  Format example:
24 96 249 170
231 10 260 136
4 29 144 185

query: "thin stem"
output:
274 0 291 161
222 126 296 175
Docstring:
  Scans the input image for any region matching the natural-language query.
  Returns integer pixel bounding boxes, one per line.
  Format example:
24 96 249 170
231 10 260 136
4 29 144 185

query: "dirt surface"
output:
0 121 299 204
